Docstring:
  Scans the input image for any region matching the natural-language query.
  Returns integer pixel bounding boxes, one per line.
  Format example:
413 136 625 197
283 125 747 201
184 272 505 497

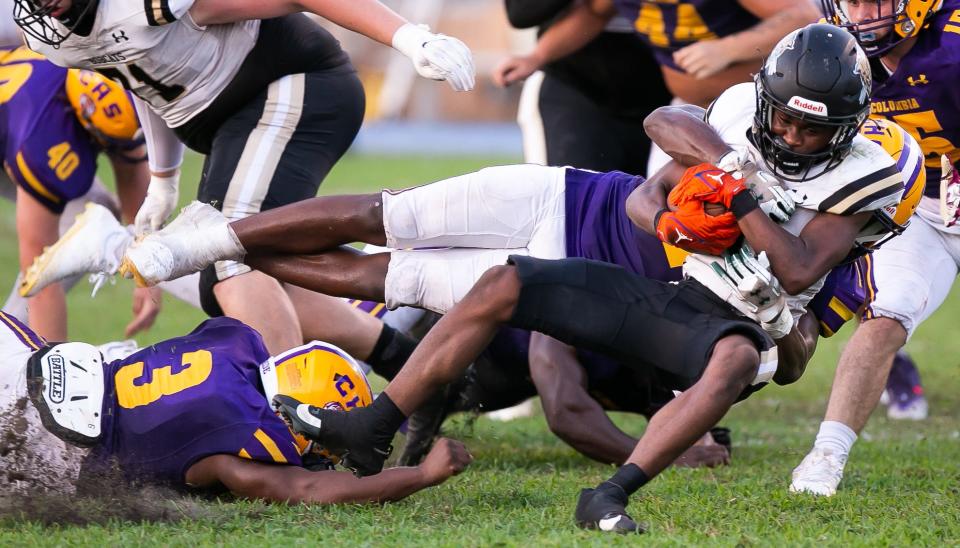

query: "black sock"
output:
366 325 418 380
598 464 650 498
367 392 408 446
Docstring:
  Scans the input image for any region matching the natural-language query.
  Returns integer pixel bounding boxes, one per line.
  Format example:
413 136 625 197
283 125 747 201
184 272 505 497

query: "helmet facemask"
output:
749 24 872 182
821 0 942 57
13 0 97 48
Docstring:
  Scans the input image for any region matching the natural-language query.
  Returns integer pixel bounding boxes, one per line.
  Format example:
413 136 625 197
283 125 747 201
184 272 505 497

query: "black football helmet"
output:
750 23 872 182
13 0 98 48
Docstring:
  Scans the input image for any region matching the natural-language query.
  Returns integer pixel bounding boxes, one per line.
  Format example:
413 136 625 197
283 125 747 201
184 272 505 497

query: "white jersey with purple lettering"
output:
702 82 903 319
25 0 258 127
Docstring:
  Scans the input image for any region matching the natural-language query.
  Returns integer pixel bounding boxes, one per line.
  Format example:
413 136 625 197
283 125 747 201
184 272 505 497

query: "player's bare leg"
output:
244 250 389 303
791 317 904 496
824 318 905 430
625 335 757 476
575 335 759 534
232 194 386 254
274 265 521 474
214 271 303 355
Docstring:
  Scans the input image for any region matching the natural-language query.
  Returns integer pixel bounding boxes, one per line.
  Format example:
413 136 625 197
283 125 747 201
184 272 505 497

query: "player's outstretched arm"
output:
529 333 636 465
185 438 472 504
493 1 613 87
190 0 474 91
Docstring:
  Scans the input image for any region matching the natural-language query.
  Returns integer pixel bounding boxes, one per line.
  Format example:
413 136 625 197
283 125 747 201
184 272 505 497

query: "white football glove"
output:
392 23 476 92
940 154 960 228
134 172 179 234
716 151 795 224
683 245 794 339
723 245 793 339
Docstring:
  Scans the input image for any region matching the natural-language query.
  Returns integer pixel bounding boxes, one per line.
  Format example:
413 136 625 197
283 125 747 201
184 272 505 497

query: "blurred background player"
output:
0 48 157 341
14 0 474 356
494 0 670 174
3 311 471 502
487 0 670 421
489 0 819 175
790 0 960 497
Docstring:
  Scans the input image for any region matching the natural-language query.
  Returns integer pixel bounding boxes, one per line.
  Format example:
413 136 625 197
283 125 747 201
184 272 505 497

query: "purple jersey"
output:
613 0 759 70
564 168 684 281
89 318 301 486
808 255 877 338
0 48 99 213
868 0 960 197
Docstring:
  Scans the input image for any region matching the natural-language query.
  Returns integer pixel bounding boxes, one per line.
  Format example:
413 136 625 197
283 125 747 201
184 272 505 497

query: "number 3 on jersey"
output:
115 350 213 409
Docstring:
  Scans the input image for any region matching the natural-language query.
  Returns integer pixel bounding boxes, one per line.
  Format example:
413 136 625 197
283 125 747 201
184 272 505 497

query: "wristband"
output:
729 191 759 219
653 208 668 234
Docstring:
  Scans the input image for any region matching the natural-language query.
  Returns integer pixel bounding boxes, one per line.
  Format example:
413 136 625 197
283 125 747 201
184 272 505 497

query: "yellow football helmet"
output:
855 117 927 250
821 0 943 56
65 69 143 151
260 341 374 455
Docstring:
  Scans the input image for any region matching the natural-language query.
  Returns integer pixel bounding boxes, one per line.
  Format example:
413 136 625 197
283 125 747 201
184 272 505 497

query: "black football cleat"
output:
272 394 391 477
574 486 644 534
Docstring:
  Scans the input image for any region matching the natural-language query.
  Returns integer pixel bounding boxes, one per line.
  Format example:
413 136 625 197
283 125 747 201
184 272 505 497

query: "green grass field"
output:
1 153 958 545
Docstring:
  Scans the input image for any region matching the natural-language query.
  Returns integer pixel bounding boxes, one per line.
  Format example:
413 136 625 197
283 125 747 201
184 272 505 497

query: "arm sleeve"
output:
134 96 185 173
504 0 574 28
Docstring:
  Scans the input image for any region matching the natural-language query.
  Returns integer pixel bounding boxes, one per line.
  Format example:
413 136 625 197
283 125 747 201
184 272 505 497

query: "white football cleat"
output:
19 203 132 298
789 447 847 497
119 201 243 287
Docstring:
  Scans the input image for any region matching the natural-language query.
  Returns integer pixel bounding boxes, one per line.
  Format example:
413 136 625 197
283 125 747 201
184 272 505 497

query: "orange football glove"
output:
668 163 751 209
655 200 742 256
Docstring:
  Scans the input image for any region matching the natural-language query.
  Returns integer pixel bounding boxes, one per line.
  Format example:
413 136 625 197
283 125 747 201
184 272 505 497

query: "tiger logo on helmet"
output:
259 341 374 456
851 117 926 254
821 0 944 57
65 69 144 153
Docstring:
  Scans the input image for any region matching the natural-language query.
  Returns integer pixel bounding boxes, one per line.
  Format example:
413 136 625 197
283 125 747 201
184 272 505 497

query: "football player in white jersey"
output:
25 24 911 528
82 24 908 532
13 0 475 355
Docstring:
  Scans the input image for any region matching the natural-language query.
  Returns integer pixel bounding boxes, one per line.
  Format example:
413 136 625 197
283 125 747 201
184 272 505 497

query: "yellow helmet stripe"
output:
14 152 60 204
253 429 288 463
238 448 252 459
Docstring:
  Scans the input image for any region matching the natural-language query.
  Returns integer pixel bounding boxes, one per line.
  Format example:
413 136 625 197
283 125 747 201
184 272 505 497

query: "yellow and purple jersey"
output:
88 317 301 486
564 168 687 279
0 48 100 213
613 0 759 71
808 256 877 338
868 0 960 197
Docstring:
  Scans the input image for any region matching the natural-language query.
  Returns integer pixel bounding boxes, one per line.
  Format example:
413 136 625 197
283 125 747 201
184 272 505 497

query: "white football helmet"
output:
27 342 106 447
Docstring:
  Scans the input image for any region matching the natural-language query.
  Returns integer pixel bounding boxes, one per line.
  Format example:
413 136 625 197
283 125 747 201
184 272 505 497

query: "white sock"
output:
813 420 857 457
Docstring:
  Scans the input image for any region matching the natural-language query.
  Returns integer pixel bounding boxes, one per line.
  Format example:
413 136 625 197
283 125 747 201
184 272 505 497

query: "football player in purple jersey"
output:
30 25 917 533
2 312 471 502
791 0 960 496
492 0 818 109
0 48 155 341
